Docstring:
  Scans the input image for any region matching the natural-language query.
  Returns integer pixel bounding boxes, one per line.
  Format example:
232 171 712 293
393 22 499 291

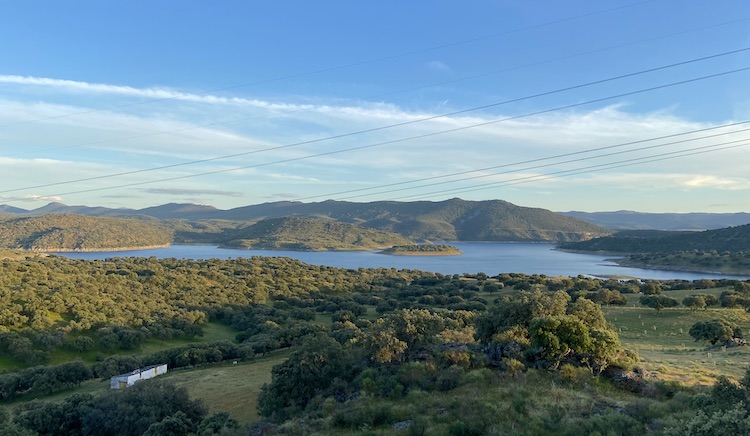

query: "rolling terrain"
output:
0 214 172 251
219 216 414 251
0 198 612 243
560 225 750 274
560 225 750 254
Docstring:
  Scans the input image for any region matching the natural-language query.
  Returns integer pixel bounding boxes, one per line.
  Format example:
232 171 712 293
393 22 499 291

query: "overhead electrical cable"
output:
388 140 750 201
0 0 661 130
5 19 749 159
2 48 748 195
370 17 750 101
18 65 750 201
328 126 750 201
293 120 750 201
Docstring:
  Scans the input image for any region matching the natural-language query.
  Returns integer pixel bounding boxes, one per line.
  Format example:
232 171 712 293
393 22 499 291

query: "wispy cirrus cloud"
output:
679 175 750 190
3 74 750 212
141 188 244 197
0 75 305 110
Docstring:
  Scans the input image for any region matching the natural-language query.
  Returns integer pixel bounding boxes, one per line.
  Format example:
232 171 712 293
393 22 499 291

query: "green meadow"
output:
604 287 750 385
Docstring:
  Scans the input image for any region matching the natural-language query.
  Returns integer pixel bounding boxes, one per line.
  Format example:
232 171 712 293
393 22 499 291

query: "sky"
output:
1 0 749 213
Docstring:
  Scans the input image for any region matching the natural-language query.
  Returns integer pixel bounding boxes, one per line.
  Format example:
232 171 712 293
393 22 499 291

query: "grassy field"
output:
604 287 750 385
41 321 239 367
0 350 289 425
168 351 289 423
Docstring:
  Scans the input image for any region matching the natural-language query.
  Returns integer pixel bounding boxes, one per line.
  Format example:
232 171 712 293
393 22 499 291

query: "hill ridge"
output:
0 199 611 243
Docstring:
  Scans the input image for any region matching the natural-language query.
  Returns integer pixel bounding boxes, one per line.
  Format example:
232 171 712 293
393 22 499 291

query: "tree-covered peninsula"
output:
559 225 750 274
379 244 462 255
0 214 172 251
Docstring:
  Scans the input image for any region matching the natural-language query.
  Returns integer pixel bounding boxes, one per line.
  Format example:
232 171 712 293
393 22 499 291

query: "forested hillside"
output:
560 225 750 254
559 225 750 274
216 198 612 242
0 214 172 251
220 216 413 250
0 198 612 243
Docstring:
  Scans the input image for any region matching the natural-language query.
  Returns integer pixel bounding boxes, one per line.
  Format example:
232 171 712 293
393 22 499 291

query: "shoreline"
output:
561 248 750 277
611 258 750 277
38 244 172 253
378 251 462 256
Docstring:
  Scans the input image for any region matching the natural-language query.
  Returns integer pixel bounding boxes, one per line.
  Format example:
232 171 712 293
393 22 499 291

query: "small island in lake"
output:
379 244 462 256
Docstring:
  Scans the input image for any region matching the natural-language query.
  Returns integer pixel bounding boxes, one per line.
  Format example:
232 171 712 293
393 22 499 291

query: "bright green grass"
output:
604 301 750 385
659 286 728 302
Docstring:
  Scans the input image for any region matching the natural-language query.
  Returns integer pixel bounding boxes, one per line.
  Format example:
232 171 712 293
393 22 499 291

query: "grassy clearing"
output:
659 286 728 302
604 301 750 385
0 350 289 426
137 321 238 356
168 351 289 424
45 321 238 366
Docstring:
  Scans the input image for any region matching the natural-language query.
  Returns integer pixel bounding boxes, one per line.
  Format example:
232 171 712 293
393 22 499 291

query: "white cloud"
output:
0 75 301 110
2 75 750 211
141 188 244 197
678 175 750 190
0 194 64 203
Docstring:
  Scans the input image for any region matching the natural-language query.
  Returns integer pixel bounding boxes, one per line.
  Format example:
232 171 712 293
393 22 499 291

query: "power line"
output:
6 16 749 161
329 125 750 201
2 49 748 196
390 140 750 201
294 120 750 201
29 65 750 199
0 0 662 130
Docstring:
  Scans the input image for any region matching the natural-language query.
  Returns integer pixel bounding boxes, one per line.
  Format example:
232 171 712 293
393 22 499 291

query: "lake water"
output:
51 243 747 280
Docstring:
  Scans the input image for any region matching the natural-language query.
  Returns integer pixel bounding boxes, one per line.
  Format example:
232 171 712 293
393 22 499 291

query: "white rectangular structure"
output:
110 364 168 389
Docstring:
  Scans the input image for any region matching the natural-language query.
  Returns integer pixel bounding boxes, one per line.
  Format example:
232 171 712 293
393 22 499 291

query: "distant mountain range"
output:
0 199 611 243
560 211 750 230
4 202 747 231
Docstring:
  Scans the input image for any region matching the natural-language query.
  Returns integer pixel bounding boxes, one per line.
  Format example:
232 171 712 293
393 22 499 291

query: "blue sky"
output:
1 0 749 212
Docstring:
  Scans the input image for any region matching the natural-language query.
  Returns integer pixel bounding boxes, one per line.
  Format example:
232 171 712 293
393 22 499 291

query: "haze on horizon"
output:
1 0 749 213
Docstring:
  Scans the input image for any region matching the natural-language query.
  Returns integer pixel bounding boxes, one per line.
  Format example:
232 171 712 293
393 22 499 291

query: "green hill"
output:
560 225 750 274
0 214 173 251
220 216 413 251
1 198 612 243
219 198 612 243
560 225 750 254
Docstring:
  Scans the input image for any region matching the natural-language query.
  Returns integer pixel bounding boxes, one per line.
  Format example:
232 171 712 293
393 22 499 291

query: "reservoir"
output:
51 242 747 280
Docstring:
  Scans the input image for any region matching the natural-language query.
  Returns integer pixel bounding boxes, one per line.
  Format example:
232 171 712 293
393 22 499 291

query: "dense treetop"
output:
560 225 750 254
220 216 413 251
379 244 462 255
0 214 172 251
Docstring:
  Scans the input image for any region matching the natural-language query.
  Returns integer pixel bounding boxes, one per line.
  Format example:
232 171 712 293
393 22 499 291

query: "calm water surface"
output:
53 243 747 280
